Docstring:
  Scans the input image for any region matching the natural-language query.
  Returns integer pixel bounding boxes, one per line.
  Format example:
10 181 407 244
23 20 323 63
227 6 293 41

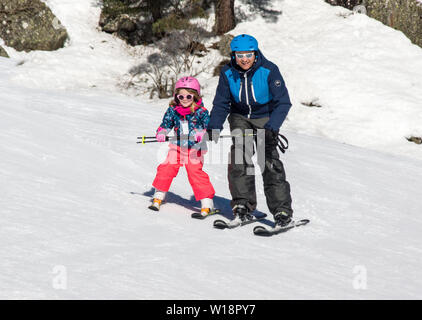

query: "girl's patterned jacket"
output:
157 100 209 150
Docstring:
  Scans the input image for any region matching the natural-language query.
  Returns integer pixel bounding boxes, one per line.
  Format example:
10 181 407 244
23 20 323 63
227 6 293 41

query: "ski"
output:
148 204 159 211
253 219 310 236
213 213 267 229
191 209 220 220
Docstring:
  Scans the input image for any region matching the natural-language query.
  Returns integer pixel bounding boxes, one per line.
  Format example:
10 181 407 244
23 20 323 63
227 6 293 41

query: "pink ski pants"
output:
152 145 215 201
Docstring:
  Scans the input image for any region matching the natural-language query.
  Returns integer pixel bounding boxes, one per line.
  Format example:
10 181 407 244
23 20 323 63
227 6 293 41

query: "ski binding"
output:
213 213 267 229
253 219 310 236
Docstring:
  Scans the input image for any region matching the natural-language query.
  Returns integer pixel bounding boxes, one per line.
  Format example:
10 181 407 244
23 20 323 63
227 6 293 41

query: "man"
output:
207 34 293 228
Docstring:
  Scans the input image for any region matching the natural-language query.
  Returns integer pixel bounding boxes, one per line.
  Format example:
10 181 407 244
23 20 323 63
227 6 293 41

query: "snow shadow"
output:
140 188 199 211
237 0 283 23
212 194 271 224
138 188 233 219
134 189 270 222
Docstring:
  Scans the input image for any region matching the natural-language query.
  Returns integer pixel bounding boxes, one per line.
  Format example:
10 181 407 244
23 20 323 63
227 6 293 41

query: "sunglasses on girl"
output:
177 94 194 101
235 52 255 59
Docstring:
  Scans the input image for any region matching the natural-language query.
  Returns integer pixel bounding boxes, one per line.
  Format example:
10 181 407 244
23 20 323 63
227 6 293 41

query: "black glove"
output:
265 128 279 145
206 129 220 143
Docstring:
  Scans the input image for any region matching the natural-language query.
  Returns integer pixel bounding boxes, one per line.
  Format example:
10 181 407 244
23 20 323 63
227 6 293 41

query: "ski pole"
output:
136 136 176 144
136 134 195 144
136 133 259 144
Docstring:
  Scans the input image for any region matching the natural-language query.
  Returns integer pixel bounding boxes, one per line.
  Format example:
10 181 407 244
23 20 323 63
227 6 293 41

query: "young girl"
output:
149 76 216 217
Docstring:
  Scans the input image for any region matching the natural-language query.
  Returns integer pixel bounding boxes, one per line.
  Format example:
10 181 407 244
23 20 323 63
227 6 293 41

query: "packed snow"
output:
1 0 421 299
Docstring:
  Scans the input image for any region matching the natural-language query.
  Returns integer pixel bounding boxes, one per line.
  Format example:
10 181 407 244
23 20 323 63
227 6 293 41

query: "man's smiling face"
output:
235 51 255 71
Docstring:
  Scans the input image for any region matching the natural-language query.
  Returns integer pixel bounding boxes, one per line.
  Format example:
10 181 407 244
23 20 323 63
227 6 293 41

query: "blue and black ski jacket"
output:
208 50 292 132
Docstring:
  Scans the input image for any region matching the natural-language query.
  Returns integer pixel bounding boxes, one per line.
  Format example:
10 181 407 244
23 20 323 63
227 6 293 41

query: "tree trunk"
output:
214 0 235 35
146 0 163 22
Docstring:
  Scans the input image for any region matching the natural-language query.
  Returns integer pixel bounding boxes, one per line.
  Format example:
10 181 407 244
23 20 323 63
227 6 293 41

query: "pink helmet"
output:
174 76 201 95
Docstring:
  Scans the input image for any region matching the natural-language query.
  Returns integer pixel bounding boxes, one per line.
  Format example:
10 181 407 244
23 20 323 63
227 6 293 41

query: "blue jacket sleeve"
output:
208 70 232 130
264 66 292 131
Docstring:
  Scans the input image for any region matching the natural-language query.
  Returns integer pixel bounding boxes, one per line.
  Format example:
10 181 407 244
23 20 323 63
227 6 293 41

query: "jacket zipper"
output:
251 82 256 102
239 82 242 102
244 73 251 117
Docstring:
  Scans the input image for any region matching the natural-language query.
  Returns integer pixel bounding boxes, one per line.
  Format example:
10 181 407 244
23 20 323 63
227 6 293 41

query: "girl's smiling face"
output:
177 89 194 108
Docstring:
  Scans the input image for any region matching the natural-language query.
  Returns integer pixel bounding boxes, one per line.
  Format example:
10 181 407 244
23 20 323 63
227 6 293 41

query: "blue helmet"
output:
230 34 258 52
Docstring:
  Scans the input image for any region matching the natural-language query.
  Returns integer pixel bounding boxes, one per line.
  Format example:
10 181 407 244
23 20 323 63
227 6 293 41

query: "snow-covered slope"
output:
1 58 422 299
1 0 422 299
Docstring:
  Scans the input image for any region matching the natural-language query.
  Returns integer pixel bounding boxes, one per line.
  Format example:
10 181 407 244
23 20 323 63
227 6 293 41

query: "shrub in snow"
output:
301 99 323 108
209 34 233 76
129 53 170 99
99 0 211 46
213 59 231 77
325 0 364 10
406 136 422 145
126 29 214 99
210 34 234 57
99 0 153 45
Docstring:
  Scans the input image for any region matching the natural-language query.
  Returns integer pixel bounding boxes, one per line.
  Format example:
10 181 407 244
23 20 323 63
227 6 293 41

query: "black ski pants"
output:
227 113 293 217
